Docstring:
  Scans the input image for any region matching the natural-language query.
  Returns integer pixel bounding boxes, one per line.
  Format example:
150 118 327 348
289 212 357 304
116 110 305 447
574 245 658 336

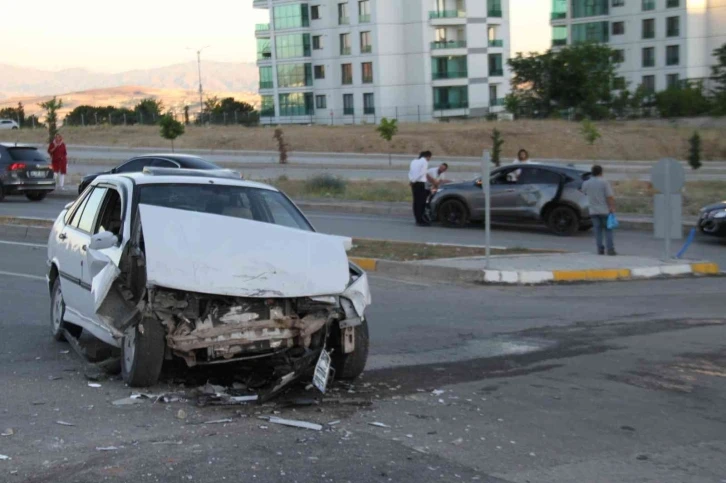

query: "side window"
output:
115 158 152 173
77 187 108 233
491 168 516 185
259 191 305 229
151 159 178 168
68 189 93 227
94 188 123 236
517 168 562 185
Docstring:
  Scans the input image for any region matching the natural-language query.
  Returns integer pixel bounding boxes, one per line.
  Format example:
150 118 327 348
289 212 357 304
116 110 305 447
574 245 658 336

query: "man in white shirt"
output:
510 148 531 182
408 150 434 226
426 163 449 191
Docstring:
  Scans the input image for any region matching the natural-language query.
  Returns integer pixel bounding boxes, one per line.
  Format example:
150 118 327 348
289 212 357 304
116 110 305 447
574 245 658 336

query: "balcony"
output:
491 98 505 106
341 47 351 55
431 40 467 50
359 14 371 23
489 69 504 77
361 45 373 54
552 38 567 47
433 71 468 80
364 107 375 115
259 81 273 90
488 9 502 17
255 23 270 32
551 12 566 20
489 39 504 47
339 16 350 25
429 10 466 19
343 107 354 115
434 101 468 110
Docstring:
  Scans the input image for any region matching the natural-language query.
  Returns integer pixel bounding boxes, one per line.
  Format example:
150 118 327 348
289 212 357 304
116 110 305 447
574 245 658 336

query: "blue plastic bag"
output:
607 213 619 230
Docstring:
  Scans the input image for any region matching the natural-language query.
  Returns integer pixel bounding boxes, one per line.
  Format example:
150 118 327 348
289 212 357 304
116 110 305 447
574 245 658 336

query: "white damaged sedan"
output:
47 168 371 390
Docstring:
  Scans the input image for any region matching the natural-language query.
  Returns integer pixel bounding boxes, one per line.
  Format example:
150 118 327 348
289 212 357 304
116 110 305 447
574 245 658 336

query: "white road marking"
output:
0 270 46 282
369 274 433 287
0 240 47 248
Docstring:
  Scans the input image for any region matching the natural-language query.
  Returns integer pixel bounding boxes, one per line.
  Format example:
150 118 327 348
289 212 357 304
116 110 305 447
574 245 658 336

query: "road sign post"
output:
482 150 492 268
651 158 685 260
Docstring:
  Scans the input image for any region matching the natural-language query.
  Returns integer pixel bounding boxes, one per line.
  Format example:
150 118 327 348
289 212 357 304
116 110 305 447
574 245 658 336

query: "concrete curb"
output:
349 256 721 285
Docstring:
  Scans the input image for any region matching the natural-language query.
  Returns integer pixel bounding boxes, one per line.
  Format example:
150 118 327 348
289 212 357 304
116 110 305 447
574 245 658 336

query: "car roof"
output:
132 153 208 161
95 171 280 192
0 142 36 149
497 162 589 175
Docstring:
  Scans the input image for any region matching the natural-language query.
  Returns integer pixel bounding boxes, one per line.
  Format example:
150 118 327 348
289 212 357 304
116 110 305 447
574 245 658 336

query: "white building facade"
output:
550 0 726 93
254 0 511 124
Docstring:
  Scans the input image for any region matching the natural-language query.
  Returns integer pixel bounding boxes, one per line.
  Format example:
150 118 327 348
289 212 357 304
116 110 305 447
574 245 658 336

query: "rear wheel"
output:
331 318 369 380
547 205 579 236
122 318 166 387
50 278 83 342
438 199 469 228
26 191 48 202
0 184 5 202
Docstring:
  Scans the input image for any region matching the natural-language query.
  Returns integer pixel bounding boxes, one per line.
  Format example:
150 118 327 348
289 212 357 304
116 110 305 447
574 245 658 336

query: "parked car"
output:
48 168 371 391
0 143 55 201
428 163 592 236
0 119 20 130
698 201 726 237
78 154 223 194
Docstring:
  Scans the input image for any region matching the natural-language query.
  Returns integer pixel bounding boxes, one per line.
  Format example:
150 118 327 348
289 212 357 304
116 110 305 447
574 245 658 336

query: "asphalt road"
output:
2 231 726 481
2 196 724 267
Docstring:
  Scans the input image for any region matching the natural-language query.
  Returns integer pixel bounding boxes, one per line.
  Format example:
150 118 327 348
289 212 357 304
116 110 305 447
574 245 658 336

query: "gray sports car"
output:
428 163 592 236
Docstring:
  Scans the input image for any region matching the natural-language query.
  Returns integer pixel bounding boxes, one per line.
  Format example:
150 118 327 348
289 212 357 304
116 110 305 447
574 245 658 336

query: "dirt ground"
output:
8 119 726 160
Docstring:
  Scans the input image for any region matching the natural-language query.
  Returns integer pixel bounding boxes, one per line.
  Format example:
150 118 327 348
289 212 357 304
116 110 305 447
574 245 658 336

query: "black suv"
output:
0 143 55 201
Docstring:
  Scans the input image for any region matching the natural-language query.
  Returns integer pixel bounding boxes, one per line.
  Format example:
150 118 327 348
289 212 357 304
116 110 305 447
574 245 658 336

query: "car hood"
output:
702 201 726 212
138 204 352 299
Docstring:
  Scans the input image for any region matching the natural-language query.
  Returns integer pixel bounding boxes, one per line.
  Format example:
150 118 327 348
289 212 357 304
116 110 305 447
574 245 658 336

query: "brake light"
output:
8 163 26 171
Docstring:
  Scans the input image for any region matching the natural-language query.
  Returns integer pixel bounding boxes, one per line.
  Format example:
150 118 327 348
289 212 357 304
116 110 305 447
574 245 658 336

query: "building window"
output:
552 25 568 46
360 31 372 53
432 56 468 79
642 18 655 39
259 66 273 89
613 76 626 90
612 0 625 6
257 38 272 60
551 0 567 20
363 93 375 114
273 4 310 30
571 0 608 18
343 94 354 115
433 86 469 110
642 75 655 93
489 85 499 105
313 35 322 50
260 95 275 117
488 54 503 77
311 5 321 19
340 33 351 55
612 21 625 35
666 74 680 89
666 16 680 37
341 63 353 85
572 21 609 43
361 62 373 83
277 63 313 88
642 47 655 68
667 0 679 7
315 95 327 109
338 2 349 24
279 92 314 117
359 0 371 23
488 0 503 17
314 65 325 79
276 34 312 59
642 0 655 10
666 45 680 66
613 49 625 63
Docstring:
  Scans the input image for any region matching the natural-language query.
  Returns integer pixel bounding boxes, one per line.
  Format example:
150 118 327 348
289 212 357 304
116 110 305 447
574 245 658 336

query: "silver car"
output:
429 163 592 236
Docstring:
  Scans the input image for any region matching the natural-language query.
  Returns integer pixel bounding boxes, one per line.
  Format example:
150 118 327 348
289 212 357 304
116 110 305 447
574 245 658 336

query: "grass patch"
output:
348 238 542 261
613 180 726 217
269 177 411 202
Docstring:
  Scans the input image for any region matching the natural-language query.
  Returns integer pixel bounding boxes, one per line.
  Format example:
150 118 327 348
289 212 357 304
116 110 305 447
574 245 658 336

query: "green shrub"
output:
304 175 347 196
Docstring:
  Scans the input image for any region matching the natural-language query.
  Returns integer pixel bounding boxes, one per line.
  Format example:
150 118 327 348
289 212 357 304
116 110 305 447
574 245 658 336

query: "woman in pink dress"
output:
48 133 68 189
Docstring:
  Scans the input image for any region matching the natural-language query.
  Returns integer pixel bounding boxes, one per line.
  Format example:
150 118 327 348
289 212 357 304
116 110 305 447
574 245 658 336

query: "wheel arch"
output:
48 262 60 296
540 200 583 223
435 194 472 217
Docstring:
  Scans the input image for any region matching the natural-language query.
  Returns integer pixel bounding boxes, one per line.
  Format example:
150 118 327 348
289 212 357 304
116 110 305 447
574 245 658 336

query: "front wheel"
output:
50 278 83 341
331 318 369 380
547 205 579 236
122 318 166 387
438 199 469 228
26 191 48 202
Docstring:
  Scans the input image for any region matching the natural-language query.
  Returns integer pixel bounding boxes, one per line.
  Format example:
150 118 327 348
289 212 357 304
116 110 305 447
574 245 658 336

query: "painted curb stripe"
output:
349 257 377 271
552 269 631 282
691 262 720 275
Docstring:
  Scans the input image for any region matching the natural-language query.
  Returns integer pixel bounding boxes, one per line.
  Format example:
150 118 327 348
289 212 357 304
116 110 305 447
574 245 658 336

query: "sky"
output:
3 0 549 73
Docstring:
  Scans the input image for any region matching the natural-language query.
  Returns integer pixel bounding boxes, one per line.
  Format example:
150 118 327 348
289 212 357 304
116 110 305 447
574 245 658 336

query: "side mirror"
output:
89 231 118 251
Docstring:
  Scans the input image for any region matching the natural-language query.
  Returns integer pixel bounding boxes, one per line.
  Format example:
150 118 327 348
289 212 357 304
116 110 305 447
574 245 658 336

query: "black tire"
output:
0 184 5 202
331 318 369 380
547 205 579 236
438 199 469 227
50 278 83 342
121 318 166 387
26 191 48 202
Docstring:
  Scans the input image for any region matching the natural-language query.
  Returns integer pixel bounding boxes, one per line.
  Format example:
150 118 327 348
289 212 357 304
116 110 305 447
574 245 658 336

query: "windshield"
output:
139 183 313 232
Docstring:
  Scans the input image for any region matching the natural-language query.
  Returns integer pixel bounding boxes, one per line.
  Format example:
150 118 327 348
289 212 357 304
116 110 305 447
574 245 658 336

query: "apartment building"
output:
254 0 511 124
551 0 726 93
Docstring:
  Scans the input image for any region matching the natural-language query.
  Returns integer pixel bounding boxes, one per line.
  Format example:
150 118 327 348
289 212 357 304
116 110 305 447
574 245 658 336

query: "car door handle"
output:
58 233 67 240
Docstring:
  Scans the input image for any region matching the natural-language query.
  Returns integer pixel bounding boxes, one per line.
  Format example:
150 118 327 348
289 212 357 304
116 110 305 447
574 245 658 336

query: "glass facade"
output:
489 54 503 76
259 66 273 89
572 21 609 43
277 63 313 88
273 4 310 30
279 92 314 116
276 34 311 59
552 26 568 46
434 86 468 110
260 95 275 117
432 56 468 80
551 0 567 20
571 0 608 18
257 38 272 60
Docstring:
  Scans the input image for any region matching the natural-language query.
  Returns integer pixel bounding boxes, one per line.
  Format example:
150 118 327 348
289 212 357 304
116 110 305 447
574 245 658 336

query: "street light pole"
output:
189 46 210 124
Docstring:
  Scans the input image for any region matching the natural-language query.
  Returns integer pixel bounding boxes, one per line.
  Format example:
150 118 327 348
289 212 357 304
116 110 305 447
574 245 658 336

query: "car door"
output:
510 167 564 220
488 167 522 218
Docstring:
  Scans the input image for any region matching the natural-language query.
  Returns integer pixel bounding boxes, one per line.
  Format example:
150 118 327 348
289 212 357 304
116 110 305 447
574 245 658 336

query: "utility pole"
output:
189 46 210 124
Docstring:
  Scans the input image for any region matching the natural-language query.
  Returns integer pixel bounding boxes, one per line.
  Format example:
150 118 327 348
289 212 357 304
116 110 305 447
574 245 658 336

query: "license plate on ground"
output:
29 171 47 178
313 350 332 393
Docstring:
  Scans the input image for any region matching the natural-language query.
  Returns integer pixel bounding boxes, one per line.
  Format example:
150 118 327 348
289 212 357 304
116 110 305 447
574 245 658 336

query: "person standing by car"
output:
426 162 449 192
408 151 434 226
509 149 531 182
581 165 617 256
48 133 68 190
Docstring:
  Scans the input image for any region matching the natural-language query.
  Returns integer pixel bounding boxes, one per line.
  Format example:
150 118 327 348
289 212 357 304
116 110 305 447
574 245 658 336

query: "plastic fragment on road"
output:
268 417 323 431
176 410 187 420
87 383 102 388
368 422 391 428
112 397 144 406
0 454 10 461
96 446 119 451
432 389 445 396
56 421 75 426
1 429 13 437
203 419 233 425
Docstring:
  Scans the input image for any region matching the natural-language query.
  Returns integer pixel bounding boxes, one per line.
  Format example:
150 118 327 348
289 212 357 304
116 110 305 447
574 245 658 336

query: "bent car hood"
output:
139 204 351 299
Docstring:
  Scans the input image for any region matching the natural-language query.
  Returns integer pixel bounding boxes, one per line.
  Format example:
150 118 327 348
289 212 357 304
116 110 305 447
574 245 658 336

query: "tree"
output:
39 97 63 142
655 82 711 118
203 96 221 116
376 118 398 167
580 119 601 145
688 132 702 171
134 98 164 125
491 128 504 167
183 106 190 125
273 128 288 164
1 102 26 127
159 114 185 152
16 102 25 126
710 44 726 114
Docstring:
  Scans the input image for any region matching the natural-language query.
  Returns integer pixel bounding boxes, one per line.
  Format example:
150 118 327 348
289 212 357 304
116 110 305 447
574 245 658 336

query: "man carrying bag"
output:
582 165 617 256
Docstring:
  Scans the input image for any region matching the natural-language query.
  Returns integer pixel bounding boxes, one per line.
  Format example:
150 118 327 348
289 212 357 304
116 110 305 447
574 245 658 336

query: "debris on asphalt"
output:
96 446 119 452
432 390 445 396
176 410 187 420
31 401 46 406
451 438 464 446
368 422 391 428
87 383 102 388
202 419 233 425
151 441 183 446
55 421 75 427
48 375 63 381
59 350 69 354
0 454 10 461
1 429 14 437
112 397 144 407
268 417 323 431
327 420 341 426
193 383 259 407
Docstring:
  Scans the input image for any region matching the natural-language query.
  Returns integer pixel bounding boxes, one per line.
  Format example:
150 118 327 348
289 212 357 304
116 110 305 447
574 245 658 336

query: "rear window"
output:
7 147 47 163
139 183 313 231
178 157 219 170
